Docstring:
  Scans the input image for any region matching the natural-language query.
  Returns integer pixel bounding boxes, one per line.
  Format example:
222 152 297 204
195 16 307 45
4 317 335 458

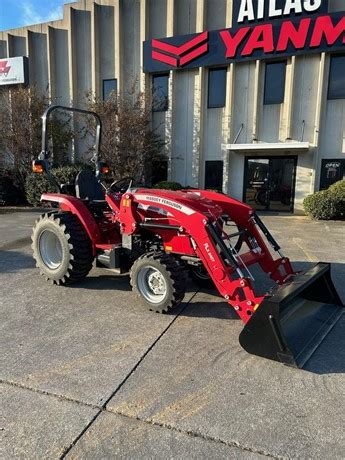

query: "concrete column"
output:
192 0 206 187
91 2 99 97
139 0 150 94
6 34 11 58
67 6 76 162
47 26 55 100
67 6 76 104
166 0 175 181
280 56 295 141
26 30 33 86
313 53 326 148
252 60 261 142
114 0 121 88
166 72 174 180
0 33 8 58
222 0 235 193
222 63 235 193
312 52 326 192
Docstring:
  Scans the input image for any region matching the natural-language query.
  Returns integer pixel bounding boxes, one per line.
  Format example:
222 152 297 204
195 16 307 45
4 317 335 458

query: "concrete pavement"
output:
1 212 344 458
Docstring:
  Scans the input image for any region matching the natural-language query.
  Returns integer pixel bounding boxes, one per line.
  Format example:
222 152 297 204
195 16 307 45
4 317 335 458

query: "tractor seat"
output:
75 169 105 201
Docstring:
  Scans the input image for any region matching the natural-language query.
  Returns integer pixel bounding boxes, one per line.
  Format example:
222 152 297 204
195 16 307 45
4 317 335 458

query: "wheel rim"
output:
39 230 63 270
137 266 167 304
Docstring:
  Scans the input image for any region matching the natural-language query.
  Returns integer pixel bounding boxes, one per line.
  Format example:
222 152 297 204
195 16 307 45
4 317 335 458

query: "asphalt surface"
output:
0 211 344 459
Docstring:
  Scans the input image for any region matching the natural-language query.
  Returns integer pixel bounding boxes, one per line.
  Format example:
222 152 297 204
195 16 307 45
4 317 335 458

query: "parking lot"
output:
1 211 344 459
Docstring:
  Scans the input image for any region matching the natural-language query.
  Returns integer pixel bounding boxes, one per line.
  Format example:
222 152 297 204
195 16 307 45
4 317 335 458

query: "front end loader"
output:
31 105 344 368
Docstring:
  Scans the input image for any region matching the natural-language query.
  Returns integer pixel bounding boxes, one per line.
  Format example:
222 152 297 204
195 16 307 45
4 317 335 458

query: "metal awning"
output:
222 142 310 152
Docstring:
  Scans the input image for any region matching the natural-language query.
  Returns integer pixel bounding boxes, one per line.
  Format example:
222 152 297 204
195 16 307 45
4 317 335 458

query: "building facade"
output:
0 0 344 213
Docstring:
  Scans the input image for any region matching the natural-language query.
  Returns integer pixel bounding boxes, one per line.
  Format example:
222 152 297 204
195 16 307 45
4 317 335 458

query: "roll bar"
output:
39 105 102 166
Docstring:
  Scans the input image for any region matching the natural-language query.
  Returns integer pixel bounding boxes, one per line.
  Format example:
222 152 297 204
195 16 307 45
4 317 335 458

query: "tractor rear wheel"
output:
32 213 94 285
130 253 186 313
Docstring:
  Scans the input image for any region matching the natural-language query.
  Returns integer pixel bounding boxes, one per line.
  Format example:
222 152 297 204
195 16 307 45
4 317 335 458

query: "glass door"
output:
244 156 297 212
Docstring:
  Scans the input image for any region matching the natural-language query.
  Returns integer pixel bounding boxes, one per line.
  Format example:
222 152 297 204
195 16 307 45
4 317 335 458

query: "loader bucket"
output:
239 263 344 368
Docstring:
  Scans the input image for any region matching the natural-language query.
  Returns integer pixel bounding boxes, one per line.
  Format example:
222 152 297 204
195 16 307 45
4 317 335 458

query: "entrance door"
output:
244 156 297 212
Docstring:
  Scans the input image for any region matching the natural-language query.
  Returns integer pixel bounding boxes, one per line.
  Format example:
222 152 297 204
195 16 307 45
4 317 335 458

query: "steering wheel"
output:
109 177 135 193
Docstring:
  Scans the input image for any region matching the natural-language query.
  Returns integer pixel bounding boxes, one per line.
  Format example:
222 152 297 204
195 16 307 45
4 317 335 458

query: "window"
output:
152 74 169 112
205 161 223 191
328 55 345 100
264 61 287 105
208 67 227 108
320 159 345 190
151 160 168 185
103 79 117 100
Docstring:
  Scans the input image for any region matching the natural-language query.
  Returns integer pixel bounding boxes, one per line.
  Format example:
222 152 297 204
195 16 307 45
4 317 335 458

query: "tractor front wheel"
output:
130 253 186 313
32 213 94 285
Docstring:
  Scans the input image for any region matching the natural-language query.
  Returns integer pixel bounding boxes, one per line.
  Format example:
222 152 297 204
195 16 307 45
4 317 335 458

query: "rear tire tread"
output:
32 212 93 285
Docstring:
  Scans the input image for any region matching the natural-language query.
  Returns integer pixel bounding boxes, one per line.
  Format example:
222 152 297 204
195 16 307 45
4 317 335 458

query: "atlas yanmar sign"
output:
144 0 344 72
0 56 28 86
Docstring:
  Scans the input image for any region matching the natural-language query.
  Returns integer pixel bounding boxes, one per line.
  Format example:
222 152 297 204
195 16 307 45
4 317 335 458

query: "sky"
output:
0 0 70 31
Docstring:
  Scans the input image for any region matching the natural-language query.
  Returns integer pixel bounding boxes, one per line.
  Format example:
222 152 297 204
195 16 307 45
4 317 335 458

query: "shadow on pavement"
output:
176 300 240 320
304 311 345 374
182 260 345 375
70 274 132 291
0 249 35 273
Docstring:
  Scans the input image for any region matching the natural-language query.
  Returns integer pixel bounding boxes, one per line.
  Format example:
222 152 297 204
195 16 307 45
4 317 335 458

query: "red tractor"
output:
31 106 344 368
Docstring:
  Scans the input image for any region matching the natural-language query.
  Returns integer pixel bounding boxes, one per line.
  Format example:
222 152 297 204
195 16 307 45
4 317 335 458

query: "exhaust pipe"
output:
239 263 344 368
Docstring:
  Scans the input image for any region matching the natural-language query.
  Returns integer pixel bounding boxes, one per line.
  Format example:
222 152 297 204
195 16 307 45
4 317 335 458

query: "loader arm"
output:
118 189 269 323
118 189 344 368
186 190 295 284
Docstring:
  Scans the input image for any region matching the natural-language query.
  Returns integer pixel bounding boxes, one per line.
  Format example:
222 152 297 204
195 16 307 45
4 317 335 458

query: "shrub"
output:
329 179 345 218
25 164 90 206
25 173 57 206
329 179 345 197
153 181 183 190
303 191 337 220
0 169 26 205
52 164 90 185
303 179 345 220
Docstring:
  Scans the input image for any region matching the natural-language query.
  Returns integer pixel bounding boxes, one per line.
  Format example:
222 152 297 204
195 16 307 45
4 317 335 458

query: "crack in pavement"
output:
59 291 200 459
0 379 101 410
0 287 281 459
1 341 281 460
109 409 281 459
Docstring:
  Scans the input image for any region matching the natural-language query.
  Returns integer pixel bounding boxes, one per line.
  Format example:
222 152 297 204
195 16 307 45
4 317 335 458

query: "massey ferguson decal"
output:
0 61 11 77
0 56 28 86
134 194 196 215
144 8 344 72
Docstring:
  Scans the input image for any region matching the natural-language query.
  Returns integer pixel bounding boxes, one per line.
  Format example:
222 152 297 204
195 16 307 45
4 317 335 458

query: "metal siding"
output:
53 29 70 105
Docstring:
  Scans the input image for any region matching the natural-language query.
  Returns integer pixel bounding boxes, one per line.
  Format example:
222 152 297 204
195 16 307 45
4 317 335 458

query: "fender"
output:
41 193 102 245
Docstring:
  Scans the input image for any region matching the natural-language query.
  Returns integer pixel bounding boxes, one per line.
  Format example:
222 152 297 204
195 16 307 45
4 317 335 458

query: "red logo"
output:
152 32 209 68
0 61 11 77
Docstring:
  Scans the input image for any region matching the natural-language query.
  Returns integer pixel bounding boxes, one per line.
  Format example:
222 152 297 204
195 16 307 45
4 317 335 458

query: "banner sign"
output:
143 4 344 73
0 56 28 86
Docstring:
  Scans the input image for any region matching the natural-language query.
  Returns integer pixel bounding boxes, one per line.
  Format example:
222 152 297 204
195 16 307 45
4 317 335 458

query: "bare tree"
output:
0 85 73 192
85 89 166 184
